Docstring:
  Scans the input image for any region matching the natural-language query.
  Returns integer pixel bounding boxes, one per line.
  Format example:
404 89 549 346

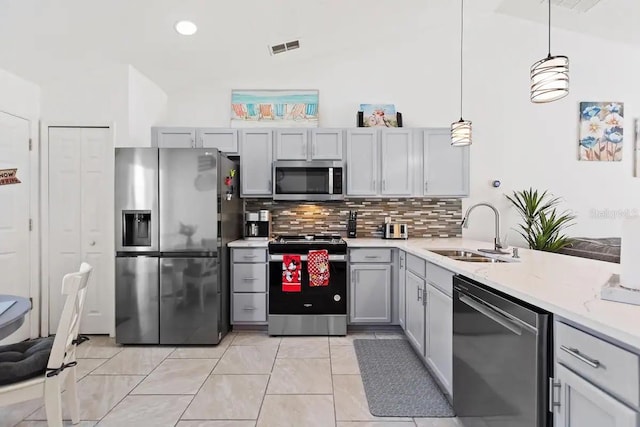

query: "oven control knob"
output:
334 294 341 302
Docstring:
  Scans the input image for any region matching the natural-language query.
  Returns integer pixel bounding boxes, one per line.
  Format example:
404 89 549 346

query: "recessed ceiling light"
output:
175 20 197 36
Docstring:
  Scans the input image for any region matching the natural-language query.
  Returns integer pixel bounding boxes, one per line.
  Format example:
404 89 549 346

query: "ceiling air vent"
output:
543 0 603 12
269 39 301 56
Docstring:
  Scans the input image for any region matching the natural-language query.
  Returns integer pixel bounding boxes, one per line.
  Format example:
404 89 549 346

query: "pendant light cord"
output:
459 0 464 120
548 0 551 56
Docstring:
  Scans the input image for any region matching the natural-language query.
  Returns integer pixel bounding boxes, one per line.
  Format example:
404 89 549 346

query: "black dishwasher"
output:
453 275 552 427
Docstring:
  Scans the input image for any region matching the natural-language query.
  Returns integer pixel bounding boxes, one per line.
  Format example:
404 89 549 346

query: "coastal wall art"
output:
579 102 624 161
231 89 319 128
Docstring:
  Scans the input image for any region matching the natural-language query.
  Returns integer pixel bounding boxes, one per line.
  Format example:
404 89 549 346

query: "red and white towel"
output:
282 254 301 292
308 250 330 287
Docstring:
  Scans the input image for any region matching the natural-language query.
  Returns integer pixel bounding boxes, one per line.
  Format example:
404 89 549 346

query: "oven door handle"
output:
269 254 346 262
458 294 524 336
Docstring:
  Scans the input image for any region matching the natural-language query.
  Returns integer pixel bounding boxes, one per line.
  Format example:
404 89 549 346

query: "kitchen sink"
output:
427 249 514 263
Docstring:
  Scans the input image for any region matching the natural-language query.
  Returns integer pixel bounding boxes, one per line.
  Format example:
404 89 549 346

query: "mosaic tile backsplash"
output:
244 198 462 238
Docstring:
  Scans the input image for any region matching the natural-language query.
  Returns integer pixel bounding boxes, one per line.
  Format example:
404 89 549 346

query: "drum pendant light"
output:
451 0 471 147
530 0 569 103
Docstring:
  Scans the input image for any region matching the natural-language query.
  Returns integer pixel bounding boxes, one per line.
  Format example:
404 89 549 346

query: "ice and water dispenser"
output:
122 210 152 247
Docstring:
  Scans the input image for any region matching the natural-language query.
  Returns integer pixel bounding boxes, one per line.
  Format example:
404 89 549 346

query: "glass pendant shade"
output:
530 55 569 103
451 119 472 147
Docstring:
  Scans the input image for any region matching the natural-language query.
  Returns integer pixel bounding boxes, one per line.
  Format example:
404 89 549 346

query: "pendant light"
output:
451 0 471 147
530 0 569 103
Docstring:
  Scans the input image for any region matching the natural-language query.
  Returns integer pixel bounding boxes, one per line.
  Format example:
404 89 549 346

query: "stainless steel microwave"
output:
273 160 345 201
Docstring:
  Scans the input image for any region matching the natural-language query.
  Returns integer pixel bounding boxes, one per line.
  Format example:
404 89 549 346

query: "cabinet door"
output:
346 129 378 196
381 129 413 195
349 265 391 323
153 127 196 148
198 128 238 153
426 283 452 395
555 364 640 427
398 251 406 330
405 271 425 355
423 129 469 196
311 129 344 160
240 130 273 196
275 129 308 160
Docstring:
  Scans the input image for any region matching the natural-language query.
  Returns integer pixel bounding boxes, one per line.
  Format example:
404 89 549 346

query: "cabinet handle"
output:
242 277 258 281
383 180 386 191
372 180 376 190
243 306 257 311
364 255 379 259
312 143 315 157
560 345 601 368
243 255 258 259
549 377 561 412
424 181 428 192
417 286 422 301
422 288 427 307
351 270 355 283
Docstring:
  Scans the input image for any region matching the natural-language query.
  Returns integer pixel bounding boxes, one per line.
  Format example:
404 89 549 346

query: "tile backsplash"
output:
244 198 462 238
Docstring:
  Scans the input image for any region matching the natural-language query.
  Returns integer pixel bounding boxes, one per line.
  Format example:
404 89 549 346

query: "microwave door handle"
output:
328 167 334 195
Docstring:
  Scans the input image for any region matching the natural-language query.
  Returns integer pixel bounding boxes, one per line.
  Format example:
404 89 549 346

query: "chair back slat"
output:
47 263 93 370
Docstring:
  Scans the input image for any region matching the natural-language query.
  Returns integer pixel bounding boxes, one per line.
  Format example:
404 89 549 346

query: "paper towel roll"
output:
621 217 640 290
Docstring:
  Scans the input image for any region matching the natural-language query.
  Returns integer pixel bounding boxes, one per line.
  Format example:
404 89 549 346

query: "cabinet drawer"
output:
426 262 454 297
232 293 267 323
232 249 267 263
350 249 392 263
556 321 640 407
406 254 426 278
233 264 267 292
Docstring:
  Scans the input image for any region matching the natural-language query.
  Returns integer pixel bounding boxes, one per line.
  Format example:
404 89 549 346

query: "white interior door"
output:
49 127 112 334
0 112 31 343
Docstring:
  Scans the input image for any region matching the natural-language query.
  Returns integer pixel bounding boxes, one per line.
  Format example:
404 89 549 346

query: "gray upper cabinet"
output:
346 129 378 196
405 270 425 355
198 128 238 154
152 127 196 148
381 129 413 196
240 129 273 197
350 264 391 323
275 129 308 160
423 128 470 197
554 364 640 427
311 129 344 160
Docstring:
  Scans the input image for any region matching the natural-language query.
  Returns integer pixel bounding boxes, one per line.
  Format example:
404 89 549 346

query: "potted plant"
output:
505 188 576 252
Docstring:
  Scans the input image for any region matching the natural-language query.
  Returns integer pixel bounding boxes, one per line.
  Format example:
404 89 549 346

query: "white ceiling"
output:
0 0 637 93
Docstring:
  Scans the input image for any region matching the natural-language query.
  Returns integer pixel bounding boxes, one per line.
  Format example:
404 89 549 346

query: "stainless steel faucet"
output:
461 202 508 254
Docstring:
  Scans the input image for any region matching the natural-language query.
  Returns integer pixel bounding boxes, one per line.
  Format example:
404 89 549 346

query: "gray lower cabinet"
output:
554 364 640 427
425 283 452 395
349 264 391 323
398 251 406 330
552 320 640 426
240 130 273 197
231 248 268 324
423 128 469 197
346 129 378 196
152 127 196 148
405 270 426 355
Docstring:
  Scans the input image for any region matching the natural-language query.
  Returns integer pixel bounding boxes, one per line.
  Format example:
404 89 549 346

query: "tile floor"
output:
0 331 462 427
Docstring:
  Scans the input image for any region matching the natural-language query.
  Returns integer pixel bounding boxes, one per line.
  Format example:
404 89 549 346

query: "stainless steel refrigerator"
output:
114 148 241 345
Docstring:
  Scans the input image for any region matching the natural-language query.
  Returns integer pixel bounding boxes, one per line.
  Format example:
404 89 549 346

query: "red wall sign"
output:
0 169 21 185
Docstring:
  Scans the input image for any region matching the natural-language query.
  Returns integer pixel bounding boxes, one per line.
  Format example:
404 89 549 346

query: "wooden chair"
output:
0 263 93 427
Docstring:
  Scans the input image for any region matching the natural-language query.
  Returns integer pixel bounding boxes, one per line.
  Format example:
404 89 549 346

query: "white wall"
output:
0 68 40 120
128 65 168 147
162 6 640 243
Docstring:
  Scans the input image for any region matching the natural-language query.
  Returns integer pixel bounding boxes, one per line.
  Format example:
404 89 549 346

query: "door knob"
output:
89 241 96 246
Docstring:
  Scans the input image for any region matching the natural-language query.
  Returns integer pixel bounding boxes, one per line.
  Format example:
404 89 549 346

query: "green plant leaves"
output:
506 188 576 252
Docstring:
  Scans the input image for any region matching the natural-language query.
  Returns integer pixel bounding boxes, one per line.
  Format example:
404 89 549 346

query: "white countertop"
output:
228 237 639 349
228 239 269 248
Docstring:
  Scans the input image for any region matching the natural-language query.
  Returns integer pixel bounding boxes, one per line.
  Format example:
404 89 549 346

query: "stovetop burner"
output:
268 234 347 254
273 235 344 244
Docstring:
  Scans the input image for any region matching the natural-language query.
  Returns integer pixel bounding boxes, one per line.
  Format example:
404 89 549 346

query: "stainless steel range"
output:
268 235 347 336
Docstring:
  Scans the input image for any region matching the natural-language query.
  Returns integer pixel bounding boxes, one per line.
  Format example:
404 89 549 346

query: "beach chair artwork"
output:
231 90 319 128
